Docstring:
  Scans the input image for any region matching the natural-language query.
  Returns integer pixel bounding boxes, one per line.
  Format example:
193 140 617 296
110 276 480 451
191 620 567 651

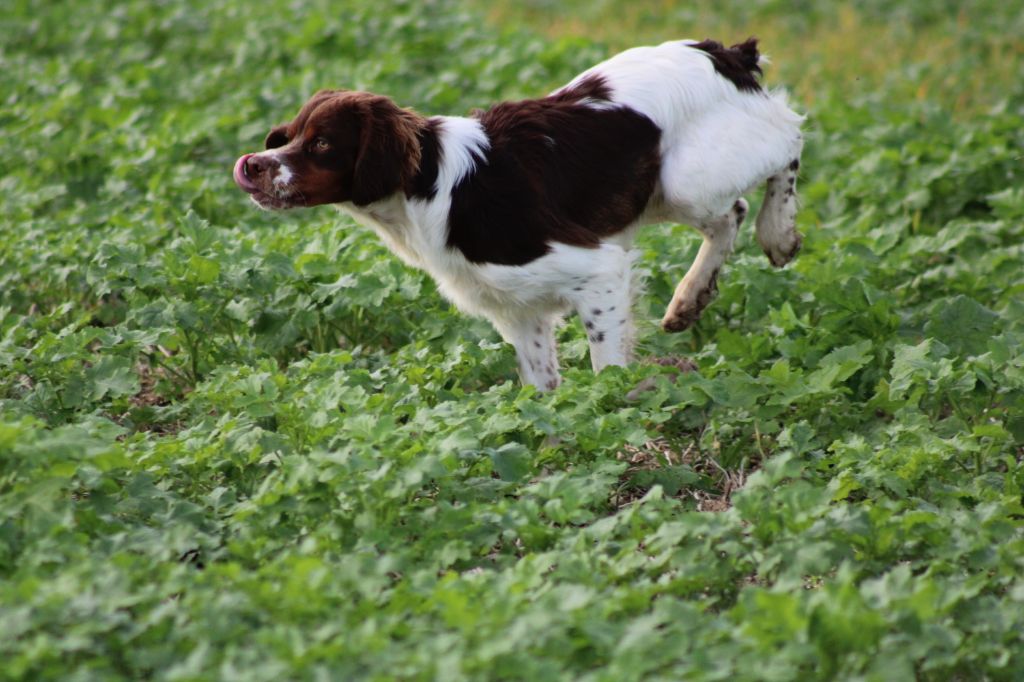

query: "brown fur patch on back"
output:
445 91 661 265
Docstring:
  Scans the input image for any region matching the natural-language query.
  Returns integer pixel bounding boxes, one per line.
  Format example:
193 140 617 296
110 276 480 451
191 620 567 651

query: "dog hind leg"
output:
755 157 802 267
569 257 636 372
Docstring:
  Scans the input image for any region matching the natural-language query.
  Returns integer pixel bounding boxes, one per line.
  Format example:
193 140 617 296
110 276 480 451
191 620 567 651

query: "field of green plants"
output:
2 0 1023 679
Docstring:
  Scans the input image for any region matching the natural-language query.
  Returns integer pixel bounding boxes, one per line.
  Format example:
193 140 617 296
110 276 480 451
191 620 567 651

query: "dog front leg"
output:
492 315 562 391
662 199 746 332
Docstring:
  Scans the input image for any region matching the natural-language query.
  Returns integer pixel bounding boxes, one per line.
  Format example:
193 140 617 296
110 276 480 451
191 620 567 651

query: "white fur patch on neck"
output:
434 116 489 195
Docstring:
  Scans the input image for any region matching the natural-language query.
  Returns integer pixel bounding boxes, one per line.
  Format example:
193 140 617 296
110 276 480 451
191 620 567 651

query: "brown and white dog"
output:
233 39 804 390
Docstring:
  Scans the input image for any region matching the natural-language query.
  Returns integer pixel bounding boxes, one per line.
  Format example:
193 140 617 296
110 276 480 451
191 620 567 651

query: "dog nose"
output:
244 154 278 178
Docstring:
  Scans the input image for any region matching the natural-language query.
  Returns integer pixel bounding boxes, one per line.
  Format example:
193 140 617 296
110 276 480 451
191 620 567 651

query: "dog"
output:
233 39 804 390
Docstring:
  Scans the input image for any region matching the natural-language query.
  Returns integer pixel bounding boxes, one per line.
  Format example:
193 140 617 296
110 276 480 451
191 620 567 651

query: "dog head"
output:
233 90 423 210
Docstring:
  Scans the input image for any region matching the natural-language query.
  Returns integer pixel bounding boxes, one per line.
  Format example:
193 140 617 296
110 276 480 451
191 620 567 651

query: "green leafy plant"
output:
1 0 1023 679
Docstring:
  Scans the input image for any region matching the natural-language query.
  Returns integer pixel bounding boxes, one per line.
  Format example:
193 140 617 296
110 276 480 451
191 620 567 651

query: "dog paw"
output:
661 274 718 332
661 307 702 333
763 230 802 268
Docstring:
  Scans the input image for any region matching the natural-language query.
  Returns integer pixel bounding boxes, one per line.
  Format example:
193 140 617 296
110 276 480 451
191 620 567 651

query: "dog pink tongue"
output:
233 154 257 192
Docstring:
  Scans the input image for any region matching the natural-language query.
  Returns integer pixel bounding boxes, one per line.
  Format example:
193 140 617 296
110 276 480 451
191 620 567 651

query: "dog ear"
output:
264 125 288 149
351 97 422 206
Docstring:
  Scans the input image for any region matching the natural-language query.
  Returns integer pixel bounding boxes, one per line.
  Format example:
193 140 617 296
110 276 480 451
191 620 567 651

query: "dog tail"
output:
689 37 763 92
730 37 762 72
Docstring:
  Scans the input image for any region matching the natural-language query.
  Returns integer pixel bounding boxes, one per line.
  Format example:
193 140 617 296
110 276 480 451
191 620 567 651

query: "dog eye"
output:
312 138 331 152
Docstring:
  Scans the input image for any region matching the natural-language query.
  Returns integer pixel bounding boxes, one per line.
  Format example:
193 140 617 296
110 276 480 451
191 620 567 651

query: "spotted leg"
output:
492 314 563 391
568 256 636 371
661 198 747 332
755 158 802 267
